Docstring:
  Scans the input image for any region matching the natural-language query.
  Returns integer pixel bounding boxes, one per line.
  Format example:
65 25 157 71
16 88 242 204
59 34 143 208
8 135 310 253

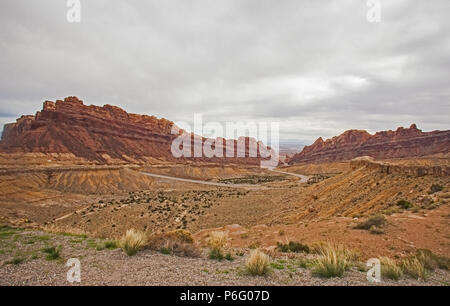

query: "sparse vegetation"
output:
224 252 234 261
0 225 21 239
119 229 147 256
297 258 315 269
415 249 450 271
160 246 171 255
5 257 25 265
396 199 413 209
311 243 355 278
42 246 61 260
96 240 118 251
382 206 400 216
270 262 285 270
380 257 403 280
276 241 310 253
207 231 228 261
429 184 443 194
218 175 286 185
369 225 385 235
402 256 427 279
245 249 270 276
354 214 386 234
148 229 200 257
208 248 224 260
307 174 330 184
103 240 118 250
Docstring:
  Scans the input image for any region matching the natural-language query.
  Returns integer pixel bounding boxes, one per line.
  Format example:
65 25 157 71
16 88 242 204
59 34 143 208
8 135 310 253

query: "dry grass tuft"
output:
207 231 228 251
311 242 357 278
148 229 200 257
402 256 427 279
354 214 386 233
119 229 148 256
415 249 450 271
380 257 403 280
207 231 229 260
245 249 270 276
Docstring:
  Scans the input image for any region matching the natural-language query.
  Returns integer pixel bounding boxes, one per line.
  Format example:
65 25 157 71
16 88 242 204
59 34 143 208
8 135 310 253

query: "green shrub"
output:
396 200 413 209
103 240 118 250
276 241 310 253
208 248 224 261
276 242 289 252
5 257 25 265
42 246 61 260
225 253 234 261
288 241 310 253
270 262 285 270
160 247 171 255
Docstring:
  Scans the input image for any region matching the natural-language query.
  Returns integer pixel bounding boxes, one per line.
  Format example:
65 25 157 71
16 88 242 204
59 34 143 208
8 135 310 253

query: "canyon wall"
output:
289 124 450 164
0 97 265 165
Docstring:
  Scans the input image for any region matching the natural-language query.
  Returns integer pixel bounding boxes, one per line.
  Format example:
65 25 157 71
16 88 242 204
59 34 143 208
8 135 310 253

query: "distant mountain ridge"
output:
288 124 450 164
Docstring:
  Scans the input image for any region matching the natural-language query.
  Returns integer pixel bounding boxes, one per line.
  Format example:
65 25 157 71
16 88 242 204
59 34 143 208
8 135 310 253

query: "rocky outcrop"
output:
289 124 450 164
0 97 266 165
350 156 450 177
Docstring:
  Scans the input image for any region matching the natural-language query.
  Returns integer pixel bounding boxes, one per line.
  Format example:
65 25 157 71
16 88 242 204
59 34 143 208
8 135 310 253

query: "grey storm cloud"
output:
0 0 449 143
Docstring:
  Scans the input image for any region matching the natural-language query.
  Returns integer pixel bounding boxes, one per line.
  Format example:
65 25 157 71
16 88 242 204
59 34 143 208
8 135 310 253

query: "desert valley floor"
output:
0 153 449 285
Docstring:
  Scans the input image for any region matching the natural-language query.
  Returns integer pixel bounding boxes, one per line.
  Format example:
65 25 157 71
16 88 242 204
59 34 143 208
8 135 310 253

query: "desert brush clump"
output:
396 199 413 209
103 240 118 250
276 241 310 253
245 249 271 276
5 257 25 265
42 246 61 260
311 242 357 278
429 183 443 194
354 214 386 234
380 257 403 281
147 229 200 257
119 229 148 256
401 256 427 279
398 250 450 280
207 231 229 260
96 240 118 251
415 249 450 271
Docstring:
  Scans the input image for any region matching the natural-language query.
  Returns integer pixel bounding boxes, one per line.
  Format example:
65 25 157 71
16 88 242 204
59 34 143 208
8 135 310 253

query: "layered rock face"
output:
288 124 450 164
0 97 265 165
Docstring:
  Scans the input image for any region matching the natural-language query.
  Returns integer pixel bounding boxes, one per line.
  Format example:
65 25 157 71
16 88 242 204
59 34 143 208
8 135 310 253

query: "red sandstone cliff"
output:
0 97 266 165
288 124 450 164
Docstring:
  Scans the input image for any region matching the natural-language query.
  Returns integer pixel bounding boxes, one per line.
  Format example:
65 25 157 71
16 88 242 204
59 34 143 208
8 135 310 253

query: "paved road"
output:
269 169 309 183
141 172 262 189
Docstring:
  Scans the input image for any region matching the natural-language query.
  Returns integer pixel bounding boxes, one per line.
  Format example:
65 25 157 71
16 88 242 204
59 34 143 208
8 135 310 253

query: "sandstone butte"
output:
0 96 267 165
288 124 450 164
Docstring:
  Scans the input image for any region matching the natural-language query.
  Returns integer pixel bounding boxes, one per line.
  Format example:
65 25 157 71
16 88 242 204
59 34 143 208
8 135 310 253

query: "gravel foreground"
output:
0 229 448 286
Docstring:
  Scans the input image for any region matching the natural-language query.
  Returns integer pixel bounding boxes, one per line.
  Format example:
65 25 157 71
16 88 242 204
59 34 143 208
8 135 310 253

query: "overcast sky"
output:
0 0 449 144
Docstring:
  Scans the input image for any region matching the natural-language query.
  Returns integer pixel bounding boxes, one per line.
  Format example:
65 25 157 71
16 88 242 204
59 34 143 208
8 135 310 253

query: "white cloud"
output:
0 0 448 143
